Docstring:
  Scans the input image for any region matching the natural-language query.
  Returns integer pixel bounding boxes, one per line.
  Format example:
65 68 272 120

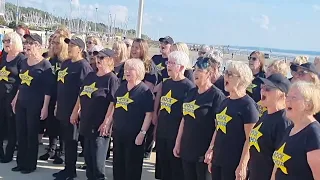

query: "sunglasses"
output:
248 56 258 61
97 56 106 60
195 58 210 70
224 70 240 78
261 84 277 92
23 40 37 45
86 41 93 45
2 39 11 43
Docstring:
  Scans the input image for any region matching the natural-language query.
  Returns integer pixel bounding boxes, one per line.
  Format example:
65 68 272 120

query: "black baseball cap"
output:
259 73 291 94
290 62 319 75
64 37 85 50
93 48 115 58
159 36 174 44
23 33 42 45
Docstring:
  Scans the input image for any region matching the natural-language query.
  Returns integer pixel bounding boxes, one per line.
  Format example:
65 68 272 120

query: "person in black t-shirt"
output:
11 33 54 174
248 74 292 180
0 32 26 163
155 51 195 180
174 58 225 180
101 58 154 180
70 48 119 180
204 61 259 180
53 37 92 180
271 82 320 180
112 41 128 81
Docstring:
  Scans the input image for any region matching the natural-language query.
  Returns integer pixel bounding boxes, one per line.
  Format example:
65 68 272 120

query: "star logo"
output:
0 66 10 81
247 83 257 94
272 143 292 175
57 67 68 83
19 70 34 86
80 82 98 98
183 100 200 118
257 101 267 117
163 77 170 82
216 107 232 134
160 90 178 113
115 92 134 111
156 63 165 75
249 123 263 152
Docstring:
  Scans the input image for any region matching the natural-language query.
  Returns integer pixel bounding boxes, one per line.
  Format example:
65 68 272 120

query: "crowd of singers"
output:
0 27 319 180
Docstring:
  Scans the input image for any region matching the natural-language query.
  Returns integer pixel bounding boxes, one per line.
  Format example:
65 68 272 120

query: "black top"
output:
315 112 320 122
0 52 26 98
49 56 62 105
214 75 229 96
114 63 125 81
212 95 259 169
79 72 119 136
273 122 320 180
180 86 225 162
17 59 54 107
247 71 265 102
112 82 154 137
156 78 195 140
56 59 93 122
249 109 292 180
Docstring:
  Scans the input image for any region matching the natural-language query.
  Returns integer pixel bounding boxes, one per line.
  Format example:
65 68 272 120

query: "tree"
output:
8 21 16 29
0 16 6 26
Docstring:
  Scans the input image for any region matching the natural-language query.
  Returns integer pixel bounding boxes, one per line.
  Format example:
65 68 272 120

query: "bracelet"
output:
140 130 147 135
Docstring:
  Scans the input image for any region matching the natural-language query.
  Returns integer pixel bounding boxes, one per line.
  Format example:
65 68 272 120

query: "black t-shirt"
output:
17 59 54 107
180 86 225 162
247 71 265 102
56 59 93 122
112 81 154 137
49 56 62 105
214 75 229 96
249 109 292 180
273 122 320 180
156 78 195 140
114 63 125 82
0 52 25 98
79 72 119 136
212 95 259 169
315 112 320 122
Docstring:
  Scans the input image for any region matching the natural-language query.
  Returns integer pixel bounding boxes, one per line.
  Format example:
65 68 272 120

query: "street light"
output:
136 0 144 38
95 7 98 32
16 0 19 26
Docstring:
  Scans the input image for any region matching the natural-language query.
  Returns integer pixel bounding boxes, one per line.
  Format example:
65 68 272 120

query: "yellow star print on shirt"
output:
156 63 165 75
272 143 292 175
247 83 257 94
57 68 68 83
160 90 178 114
216 107 233 134
0 66 10 81
115 92 134 111
249 123 263 152
80 82 98 98
183 100 200 118
19 70 33 86
163 77 170 82
257 101 267 117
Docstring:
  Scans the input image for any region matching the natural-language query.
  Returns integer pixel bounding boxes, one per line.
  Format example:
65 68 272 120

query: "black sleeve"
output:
241 102 259 124
184 69 194 82
272 120 292 148
143 89 154 113
43 64 55 96
108 76 120 102
80 63 93 82
212 90 226 118
305 128 320 152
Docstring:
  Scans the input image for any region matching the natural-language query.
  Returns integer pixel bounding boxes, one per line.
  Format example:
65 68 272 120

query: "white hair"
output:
125 58 145 81
205 49 224 59
200 45 211 53
226 60 253 89
168 51 191 70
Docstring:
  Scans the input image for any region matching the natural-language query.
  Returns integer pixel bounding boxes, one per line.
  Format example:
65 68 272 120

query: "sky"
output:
6 0 320 51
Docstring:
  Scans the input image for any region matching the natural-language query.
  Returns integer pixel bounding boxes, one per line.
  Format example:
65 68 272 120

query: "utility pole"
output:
95 7 98 32
136 0 144 38
15 0 19 26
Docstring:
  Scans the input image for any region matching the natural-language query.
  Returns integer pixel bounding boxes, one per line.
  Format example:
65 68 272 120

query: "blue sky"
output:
7 0 320 51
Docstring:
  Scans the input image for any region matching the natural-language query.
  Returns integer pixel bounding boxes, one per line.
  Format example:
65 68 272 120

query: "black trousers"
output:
46 104 63 151
0 94 16 160
84 135 110 180
182 159 209 180
144 124 154 154
113 132 145 180
61 122 78 176
15 100 41 170
156 137 184 180
211 164 236 180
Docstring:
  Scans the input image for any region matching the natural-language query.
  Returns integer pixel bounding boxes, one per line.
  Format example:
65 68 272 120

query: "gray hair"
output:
168 51 191 70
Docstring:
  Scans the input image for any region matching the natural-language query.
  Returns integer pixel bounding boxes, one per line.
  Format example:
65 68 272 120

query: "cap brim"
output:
23 34 32 39
92 51 99 56
290 64 299 71
258 77 277 88
64 38 71 44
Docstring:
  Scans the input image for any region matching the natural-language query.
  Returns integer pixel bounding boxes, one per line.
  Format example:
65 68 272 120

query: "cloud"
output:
107 5 129 23
142 13 164 26
312 4 320 12
71 0 80 7
251 14 270 30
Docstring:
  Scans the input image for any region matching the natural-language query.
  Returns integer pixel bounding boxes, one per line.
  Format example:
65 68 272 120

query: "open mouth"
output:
225 81 229 86
287 107 292 111
195 77 199 80
261 95 267 101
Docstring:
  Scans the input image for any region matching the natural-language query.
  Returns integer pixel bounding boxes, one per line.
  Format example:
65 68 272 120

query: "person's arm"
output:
173 118 185 157
11 90 19 114
152 82 162 125
204 130 217 163
41 66 54 120
98 102 115 136
70 97 81 124
270 166 276 180
40 95 51 120
307 149 320 179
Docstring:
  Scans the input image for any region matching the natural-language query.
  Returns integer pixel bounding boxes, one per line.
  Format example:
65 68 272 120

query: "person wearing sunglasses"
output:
53 37 93 180
271 82 320 180
173 58 225 180
0 32 26 164
156 51 195 180
248 73 292 180
86 36 103 55
204 61 259 180
10 33 55 174
69 48 119 180
88 46 104 72
289 56 309 82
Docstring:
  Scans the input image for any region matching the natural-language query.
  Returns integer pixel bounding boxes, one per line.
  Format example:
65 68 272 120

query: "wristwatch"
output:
140 130 147 135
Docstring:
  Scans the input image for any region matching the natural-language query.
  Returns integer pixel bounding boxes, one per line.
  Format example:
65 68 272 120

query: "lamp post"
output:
136 0 144 38
15 0 19 26
95 7 98 32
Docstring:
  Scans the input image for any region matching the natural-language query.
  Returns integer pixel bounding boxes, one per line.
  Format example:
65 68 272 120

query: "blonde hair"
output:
268 60 289 77
226 60 253 89
131 38 152 73
49 33 69 61
125 58 146 81
291 81 320 115
4 32 23 52
172 43 190 56
113 41 128 61
87 36 102 47
293 56 308 65
55 26 71 38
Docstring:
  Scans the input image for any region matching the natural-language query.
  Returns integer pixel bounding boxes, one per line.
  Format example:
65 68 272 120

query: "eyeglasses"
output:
195 58 210 70
97 56 106 60
165 61 180 66
2 39 11 43
224 70 240 78
248 56 258 61
86 41 93 45
261 84 277 92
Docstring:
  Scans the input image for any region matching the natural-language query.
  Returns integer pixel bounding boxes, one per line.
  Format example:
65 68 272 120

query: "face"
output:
248 54 261 72
166 57 182 78
3 37 13 53
68 43 81 59
131 41 141 58
112 45 121 59
160 42 171 55
266 66 275 78
124 65 138 82
293 68 314 82
260 84 280 107
90 55 98 70
285 87 308 121
86 38 94 51
51 36 62 55
223 69 241 92
194 67 210 87
24 38 40 57
16 28 26 38
315 58 320 72
96 56 112 71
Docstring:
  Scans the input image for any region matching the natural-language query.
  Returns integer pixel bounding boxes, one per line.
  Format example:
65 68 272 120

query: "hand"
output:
40 107 48 120
208 162 212 174
11 98 17 114
70 112 79 125
135 133 145 146
204 148 213 164
235 164 247 180
173 143 181 158
98 122 110 136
